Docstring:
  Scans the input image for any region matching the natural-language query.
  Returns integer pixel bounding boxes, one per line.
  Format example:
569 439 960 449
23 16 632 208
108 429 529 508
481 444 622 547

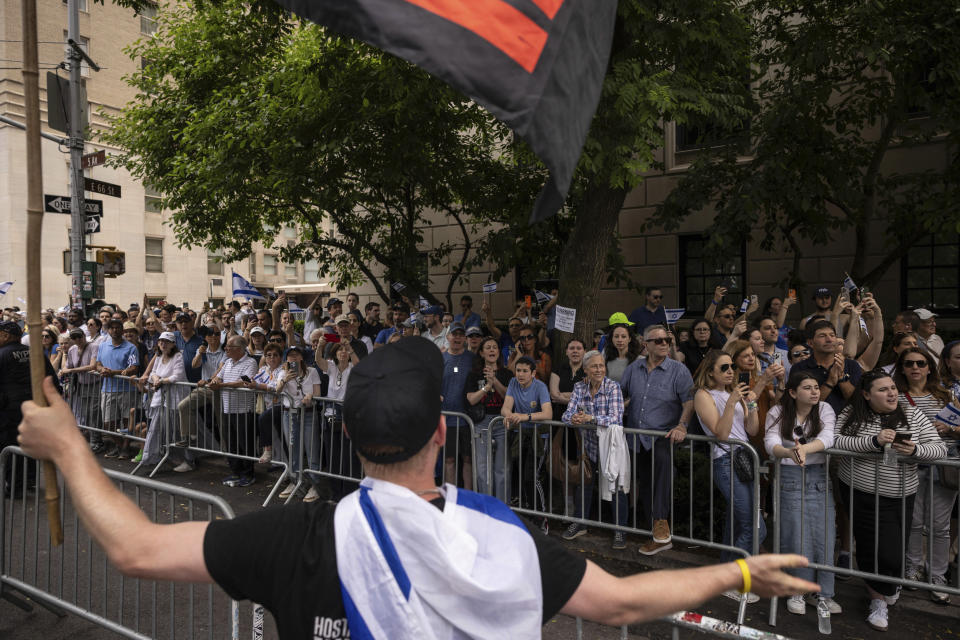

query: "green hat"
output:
607 312 634 327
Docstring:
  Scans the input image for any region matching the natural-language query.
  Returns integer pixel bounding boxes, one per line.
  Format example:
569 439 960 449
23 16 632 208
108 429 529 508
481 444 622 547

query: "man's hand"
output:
745 554 820 598
666 425 687 443
713 286 727 303
826 354 844 386
18 377 85 463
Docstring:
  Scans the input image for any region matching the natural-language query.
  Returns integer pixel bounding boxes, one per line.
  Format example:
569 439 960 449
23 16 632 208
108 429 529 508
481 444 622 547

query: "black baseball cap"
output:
0 321 23 338
343 338 441 464
326 297 343 309
175 312 192 322
813 287 831 299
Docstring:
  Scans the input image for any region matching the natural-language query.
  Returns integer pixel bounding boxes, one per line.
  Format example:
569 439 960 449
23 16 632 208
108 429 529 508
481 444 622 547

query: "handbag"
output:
550 427 593 488
721 443 754 483
939 461 959 491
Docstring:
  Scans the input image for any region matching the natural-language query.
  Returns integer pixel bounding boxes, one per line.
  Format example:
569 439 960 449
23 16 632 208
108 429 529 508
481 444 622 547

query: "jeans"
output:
779 464 835 598
282 407 316 474
475 416 507 501
906 466 958 579
573 458 629 528
714 454 766 562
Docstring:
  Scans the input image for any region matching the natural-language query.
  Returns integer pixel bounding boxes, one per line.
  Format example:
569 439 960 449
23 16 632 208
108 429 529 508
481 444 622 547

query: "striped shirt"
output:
834 406 948 497
899 391 957 451
220 354 258 414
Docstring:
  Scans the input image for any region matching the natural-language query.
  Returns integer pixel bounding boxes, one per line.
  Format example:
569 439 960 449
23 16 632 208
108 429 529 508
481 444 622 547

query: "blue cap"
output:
422 305 443 316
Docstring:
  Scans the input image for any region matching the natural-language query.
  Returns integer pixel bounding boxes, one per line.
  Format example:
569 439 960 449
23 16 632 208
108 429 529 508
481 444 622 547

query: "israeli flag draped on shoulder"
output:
231 271 265 301
335 477 542 639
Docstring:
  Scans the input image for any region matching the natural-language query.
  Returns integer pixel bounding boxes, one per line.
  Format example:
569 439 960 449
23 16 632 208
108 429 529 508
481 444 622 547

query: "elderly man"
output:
208 335 259 487
19 340 818 638
174 325 228 472
914 308 944 360
324 314 368 360
620 324 694 555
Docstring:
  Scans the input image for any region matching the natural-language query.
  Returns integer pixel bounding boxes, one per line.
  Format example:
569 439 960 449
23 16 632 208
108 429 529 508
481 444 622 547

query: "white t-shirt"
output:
763 403 836 466
326 360 352 404
276 367 321 409
700 389 749 460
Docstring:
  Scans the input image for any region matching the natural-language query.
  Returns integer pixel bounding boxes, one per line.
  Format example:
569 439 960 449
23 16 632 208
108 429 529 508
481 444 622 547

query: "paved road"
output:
2 453 957 639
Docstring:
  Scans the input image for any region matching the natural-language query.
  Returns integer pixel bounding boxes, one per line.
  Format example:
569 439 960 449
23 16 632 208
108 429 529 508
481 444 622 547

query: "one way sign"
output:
44 195 104 216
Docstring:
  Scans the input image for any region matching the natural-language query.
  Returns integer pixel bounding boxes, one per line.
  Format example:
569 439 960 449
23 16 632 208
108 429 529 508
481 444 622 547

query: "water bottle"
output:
817 598 831 635
882 442 897 467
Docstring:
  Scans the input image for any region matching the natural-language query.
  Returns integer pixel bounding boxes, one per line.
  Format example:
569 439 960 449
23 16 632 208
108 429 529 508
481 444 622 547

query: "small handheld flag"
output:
482 282 497 294
842 273 857 293
391 282 406 293
665 309 685 324
534 290 553 305
232 271 266 301
0 281 13 297
739 298 749 313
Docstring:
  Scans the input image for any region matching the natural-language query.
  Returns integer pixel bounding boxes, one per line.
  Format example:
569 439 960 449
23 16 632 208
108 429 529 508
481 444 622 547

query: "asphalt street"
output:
2 454 958 639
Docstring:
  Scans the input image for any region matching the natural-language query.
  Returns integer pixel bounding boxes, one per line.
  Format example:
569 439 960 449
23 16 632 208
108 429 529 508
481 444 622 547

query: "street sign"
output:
81 149 106 169
83 177 121 198
44 195 104 216
85 216 101 234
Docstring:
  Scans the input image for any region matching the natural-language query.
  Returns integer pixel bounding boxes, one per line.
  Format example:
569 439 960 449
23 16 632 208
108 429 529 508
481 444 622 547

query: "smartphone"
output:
788 288 797 300
326 333 340 343
860 286 871 299
240 375 251 383
893 431 912 443
182 302 189 309
750 294 758 307
738 372 751 386
773 351 782 366
524 295 532 309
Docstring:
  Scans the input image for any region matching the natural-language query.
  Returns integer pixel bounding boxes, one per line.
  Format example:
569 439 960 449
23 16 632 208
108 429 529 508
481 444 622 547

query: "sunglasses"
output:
650 295 662 299
268 338 284 344
793 426 808 445
902 359 928 369
646 337 673 346
718 363 733 372
520 335 536 340
790 349 810 358
718 314 734 319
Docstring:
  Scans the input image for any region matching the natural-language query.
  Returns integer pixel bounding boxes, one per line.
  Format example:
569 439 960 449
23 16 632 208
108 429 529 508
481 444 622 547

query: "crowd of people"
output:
2 281 959 633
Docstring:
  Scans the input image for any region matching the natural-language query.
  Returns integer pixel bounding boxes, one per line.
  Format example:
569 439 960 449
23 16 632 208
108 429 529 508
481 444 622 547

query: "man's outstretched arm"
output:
562 555 819 626
18 377 213 584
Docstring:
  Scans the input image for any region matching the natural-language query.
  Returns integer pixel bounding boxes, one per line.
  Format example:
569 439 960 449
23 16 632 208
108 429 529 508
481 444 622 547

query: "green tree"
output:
647 0 960 294
104 0 542 308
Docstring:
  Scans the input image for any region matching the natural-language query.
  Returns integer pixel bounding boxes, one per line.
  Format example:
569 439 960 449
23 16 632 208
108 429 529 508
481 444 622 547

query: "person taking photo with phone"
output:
833 369 947 631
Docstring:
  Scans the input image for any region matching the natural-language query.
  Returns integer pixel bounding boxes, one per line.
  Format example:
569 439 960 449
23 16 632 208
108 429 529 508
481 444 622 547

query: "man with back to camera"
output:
17 339 818 639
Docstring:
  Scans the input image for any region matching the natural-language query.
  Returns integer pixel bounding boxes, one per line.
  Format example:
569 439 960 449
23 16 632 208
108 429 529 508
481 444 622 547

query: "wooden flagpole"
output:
21 0 63 546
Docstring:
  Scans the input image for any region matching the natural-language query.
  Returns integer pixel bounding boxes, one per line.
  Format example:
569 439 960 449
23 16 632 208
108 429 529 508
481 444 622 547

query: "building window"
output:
263 254 277 276
140 3 158 35
145 237 163 273
62 0 88 12
304 259 322 283
207 250 223 276
902 234 959 313
678 235 746 316
249 254 257 280
144 183 162 213
283 225 297 239
285 263 298 279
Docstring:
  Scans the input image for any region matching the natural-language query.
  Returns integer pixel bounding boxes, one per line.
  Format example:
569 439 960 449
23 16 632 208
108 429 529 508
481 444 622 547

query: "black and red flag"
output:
270 0 618 222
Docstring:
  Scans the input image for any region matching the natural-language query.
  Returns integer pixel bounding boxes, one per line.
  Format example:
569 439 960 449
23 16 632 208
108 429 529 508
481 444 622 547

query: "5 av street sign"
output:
44 195 104 216
81 149 106 169
83 177 121 198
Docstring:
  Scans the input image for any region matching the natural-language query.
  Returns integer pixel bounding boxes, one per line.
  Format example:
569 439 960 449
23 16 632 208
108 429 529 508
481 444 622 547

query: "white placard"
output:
554 305 576 333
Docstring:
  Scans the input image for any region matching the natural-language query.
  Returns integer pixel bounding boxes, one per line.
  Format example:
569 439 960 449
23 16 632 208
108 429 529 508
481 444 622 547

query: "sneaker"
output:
835 552 851 581
234 475 255 488
303 487 320 503
652 519 672 544
883 587 900 606
222 475 241 486
905 567 924 590
131 451 143 463
258 449 273 464
117 446 132 460
561 523 587 541
930 575 951 604
90 441 105 454
866 598 888 632
173 461 195 473
638 539 673 556
612 532 626 550
278 481 296 499
103 444 121 458
805 595 842 614
786 595 806 615
723 590 759 604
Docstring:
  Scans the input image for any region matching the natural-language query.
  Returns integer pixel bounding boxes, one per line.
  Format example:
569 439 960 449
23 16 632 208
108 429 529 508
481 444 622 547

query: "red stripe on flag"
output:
402 0 548 73
530 0 564 19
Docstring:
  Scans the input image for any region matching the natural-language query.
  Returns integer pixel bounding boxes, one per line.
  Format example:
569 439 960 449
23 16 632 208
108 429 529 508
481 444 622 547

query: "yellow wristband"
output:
735 558 751 594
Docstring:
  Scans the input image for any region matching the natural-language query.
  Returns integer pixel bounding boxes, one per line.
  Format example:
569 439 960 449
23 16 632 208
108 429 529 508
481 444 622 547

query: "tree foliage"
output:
647 0 960 291
104 0 542 306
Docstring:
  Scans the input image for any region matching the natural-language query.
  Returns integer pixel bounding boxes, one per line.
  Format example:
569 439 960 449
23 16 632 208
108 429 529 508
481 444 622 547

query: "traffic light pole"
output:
67 0 86 313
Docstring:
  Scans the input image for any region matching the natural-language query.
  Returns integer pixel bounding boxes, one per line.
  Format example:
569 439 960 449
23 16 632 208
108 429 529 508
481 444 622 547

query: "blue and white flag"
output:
842 273 857 293
0 281 12 297
418 296 429 310
287 301 303 313
665 308 686 324
482 282 497 294
534 289 553 305
391 282 406 293
232 271 265 301
739 298 750 313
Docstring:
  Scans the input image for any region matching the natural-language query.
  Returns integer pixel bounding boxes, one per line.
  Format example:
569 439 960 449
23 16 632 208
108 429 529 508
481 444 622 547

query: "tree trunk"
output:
554 181 629 359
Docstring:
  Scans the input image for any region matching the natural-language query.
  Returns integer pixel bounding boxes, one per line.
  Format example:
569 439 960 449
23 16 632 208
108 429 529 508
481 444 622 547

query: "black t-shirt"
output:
465 368 514 415
552 363 586 420
204 498 586 640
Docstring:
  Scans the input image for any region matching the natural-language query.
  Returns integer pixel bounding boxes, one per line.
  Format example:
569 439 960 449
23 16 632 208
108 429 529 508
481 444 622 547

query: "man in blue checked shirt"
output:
95 319 140 457
620 324 694 556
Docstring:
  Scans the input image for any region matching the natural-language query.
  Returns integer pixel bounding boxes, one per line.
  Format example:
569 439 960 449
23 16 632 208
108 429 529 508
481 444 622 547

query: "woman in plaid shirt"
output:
560 350 627 549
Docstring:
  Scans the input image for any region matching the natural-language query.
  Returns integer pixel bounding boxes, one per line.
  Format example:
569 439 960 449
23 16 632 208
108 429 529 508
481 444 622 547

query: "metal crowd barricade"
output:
65 373 152 459
480 418 762 623
767 449 960 627
0 445 255 640
573 611 797 640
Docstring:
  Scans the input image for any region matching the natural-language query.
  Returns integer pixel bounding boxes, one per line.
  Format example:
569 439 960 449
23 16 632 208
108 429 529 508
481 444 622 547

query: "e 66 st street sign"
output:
44 195 104 216
83 177 121 198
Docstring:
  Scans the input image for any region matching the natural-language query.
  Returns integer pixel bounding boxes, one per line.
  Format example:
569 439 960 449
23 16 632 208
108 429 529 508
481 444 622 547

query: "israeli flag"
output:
287 301 303 313
418 296 429 309
0 281 12 297
534 289 553 305
665 308 685 323
482 282 497 294
391 282 406 292
843 273 857 292
739 298 750 313
231 271 265 301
